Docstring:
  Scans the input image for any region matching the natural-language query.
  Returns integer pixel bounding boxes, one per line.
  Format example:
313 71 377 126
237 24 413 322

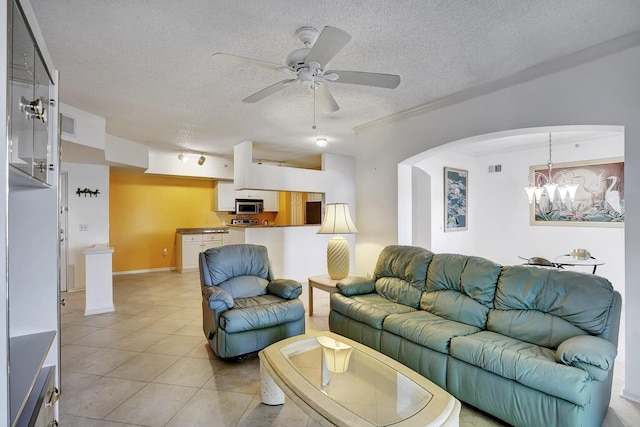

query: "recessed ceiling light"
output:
316 138 328 147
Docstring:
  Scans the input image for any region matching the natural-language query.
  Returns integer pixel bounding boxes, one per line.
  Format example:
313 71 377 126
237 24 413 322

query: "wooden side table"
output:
307 275 340 316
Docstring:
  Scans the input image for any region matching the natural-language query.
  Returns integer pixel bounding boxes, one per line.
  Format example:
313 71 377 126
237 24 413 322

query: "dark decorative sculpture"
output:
76 188 100 197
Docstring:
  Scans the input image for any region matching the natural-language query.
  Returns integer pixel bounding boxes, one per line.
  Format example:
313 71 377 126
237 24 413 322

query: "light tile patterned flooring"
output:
60 271 639 426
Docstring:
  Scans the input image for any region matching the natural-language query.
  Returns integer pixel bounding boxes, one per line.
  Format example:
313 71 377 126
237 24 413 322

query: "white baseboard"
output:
84 305 115 316
621 388 640 403
113 267 176 276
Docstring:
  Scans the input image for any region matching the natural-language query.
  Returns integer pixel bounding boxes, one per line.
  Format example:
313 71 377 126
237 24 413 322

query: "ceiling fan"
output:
213 26 401 113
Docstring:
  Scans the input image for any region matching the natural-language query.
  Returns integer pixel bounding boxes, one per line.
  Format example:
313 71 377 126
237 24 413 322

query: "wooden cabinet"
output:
2 2 61 426
176 233 230 273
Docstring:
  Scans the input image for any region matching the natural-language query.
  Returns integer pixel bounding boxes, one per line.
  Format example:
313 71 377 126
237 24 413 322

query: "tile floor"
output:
59 270 640 426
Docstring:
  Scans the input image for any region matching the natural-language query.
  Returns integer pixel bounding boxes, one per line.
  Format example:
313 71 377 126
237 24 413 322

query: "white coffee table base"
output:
260 362 285 405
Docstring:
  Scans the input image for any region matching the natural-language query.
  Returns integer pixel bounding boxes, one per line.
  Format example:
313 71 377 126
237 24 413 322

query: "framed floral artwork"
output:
530 157 623 227
444 167 468 231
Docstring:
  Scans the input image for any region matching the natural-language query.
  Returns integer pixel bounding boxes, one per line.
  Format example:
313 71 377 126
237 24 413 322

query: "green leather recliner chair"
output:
199 244 305 358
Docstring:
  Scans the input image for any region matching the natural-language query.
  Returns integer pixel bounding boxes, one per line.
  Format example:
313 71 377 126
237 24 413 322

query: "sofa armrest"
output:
203 285 234 310
556 335 617 381
268 279 302 299
337 276 375 296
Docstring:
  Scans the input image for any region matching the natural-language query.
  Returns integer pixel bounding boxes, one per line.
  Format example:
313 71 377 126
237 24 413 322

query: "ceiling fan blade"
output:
243 80 293 103
314 84 339 113
213 53 282 70
305 26 351 67
326 70 401 89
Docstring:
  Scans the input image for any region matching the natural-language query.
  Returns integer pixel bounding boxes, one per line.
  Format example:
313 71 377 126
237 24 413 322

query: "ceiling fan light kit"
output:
213 25 401 116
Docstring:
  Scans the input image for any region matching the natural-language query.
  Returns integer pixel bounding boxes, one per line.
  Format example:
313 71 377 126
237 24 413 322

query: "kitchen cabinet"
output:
214 181 235 212
2 1 61 426
262 191 279 212
307 193 324 202
176 233 230 273
214 181 279 212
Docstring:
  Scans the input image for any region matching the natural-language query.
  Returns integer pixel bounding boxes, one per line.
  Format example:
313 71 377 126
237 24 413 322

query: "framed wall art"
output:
444 167 468 231
530 157 624 227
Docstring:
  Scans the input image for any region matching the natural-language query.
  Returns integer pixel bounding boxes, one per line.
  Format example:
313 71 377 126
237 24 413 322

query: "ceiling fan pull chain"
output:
312 77 317 130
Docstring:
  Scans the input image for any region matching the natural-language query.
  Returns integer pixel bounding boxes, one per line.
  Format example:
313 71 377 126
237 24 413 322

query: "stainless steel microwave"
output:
235 199 264 214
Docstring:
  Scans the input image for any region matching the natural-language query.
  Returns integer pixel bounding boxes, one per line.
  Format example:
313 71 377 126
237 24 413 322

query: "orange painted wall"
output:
110 173 231 272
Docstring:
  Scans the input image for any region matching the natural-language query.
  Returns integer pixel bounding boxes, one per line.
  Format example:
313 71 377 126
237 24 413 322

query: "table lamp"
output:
317 203 357 279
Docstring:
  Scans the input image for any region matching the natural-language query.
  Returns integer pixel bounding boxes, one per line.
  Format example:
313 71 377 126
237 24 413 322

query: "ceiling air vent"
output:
488 164 502 173
61 114 75 136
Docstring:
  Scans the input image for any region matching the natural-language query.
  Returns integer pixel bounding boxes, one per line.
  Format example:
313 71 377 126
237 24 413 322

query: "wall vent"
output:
488 164 502 173
61 114 75 136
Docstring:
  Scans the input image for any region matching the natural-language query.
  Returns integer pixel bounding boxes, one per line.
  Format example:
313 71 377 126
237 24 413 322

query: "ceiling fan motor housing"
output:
286 48 311 70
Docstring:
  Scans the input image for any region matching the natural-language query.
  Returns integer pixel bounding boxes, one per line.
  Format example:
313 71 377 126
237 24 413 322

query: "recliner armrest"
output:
267 279 302 299
556 335 617 381
337 276 375 296
203 285 234 310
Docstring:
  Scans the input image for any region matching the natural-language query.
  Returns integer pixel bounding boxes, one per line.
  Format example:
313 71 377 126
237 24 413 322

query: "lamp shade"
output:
317 203 358 234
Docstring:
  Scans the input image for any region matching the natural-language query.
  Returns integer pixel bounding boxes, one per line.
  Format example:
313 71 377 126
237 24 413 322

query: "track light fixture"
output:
198 154 206 165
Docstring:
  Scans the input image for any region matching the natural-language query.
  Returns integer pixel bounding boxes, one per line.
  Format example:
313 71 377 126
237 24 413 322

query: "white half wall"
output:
63 162 110 290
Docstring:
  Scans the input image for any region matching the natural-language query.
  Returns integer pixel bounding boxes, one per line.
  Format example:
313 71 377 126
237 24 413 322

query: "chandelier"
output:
524 133 579 205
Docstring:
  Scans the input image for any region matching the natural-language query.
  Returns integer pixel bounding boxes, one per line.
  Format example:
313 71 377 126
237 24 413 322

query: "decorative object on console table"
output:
444 167 468 231
317 203 357 279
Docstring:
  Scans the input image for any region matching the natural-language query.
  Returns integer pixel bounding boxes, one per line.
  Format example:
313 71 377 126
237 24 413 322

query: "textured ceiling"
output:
29 0 640 163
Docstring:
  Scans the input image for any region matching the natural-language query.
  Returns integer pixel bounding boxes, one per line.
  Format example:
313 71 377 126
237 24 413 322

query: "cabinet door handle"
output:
45 387 60 407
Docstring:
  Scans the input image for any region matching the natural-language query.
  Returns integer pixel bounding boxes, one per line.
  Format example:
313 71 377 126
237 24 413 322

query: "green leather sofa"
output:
329 245 621 427
200 244 305 358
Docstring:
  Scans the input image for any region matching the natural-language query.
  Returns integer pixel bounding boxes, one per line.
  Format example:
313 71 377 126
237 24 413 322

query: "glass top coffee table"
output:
259 332 460 427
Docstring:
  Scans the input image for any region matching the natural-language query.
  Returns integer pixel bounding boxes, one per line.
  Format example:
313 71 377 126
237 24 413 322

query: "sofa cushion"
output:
330 293 415 330
422 254 501 327
450 331 591 406
202 244 272 285
219 275 269 299
383 311 480 354
220 295 304 333
420 290 490 329
490 266 616 348
556 336 617 381
373 246 433 307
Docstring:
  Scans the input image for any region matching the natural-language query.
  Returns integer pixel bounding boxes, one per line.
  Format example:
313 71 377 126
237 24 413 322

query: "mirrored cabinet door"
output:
8 0 53 184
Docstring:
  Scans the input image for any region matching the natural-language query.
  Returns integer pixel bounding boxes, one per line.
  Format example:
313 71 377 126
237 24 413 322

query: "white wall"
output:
401 130 625 297
354 45 640 400
62 162 110 290
60 102 106 149
145 150 233 180
414 151 478 255
474 131 625 295
105 134 149 168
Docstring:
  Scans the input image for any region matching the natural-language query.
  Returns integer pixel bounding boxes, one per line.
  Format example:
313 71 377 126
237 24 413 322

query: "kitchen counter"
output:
228 224 320 228
175 227 229 234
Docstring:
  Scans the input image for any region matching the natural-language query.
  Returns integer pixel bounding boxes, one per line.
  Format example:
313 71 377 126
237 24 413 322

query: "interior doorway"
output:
59 171 69 292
